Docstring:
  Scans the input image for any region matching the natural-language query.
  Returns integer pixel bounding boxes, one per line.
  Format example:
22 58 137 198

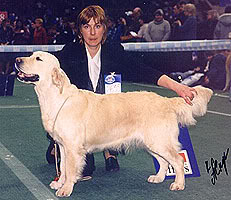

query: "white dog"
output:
15 51 213 197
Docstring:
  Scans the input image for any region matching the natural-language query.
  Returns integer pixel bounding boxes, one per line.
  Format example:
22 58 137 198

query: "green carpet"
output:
0 80 230 200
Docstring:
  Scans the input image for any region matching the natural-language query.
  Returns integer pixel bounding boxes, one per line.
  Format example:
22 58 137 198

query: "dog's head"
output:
15 51 68 93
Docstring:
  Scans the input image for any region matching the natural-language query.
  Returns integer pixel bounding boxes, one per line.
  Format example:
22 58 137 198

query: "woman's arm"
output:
157 74 197 105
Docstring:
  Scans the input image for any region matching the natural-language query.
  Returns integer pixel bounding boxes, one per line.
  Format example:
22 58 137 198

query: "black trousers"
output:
83 150 118 174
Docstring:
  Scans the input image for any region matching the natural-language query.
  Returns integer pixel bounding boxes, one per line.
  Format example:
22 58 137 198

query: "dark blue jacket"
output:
55 41 164 93
206 53 226 90
177 16 197 40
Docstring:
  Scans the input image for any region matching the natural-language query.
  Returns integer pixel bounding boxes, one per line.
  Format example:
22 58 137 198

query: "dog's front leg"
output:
55 147 85 197
50 144 65 190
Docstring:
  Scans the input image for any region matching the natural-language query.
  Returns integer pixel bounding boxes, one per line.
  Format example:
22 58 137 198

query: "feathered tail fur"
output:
170 86 213 126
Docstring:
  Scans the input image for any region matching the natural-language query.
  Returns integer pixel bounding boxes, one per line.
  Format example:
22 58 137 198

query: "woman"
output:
175 3 197 40
47 5 196 180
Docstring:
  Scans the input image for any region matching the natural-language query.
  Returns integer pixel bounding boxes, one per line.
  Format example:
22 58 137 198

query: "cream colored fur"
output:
16 51 213 197
223 53 231 91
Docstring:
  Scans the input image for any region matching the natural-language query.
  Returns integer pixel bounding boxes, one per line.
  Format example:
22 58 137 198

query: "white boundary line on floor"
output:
207 110 231 117
0 142 58 200
0 105 39 109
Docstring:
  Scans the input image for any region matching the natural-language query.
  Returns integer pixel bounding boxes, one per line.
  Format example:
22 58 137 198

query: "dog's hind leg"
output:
146 145 185 191
167 151 185 191
147 153 168 183
158 149 185 191
56 146 86 197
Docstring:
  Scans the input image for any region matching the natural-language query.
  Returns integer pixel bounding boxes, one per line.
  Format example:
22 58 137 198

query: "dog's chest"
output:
38 99 63 135
40 108 56 134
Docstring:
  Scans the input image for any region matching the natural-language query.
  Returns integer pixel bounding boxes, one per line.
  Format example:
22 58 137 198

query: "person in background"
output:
105 16 123 44
202 50 228 90
214 5 231 39
120 7 143 42
169 51 215 86
178 1 187 24
12 19 31 45
175 3 197 41
145 9 171 42
0 18 14 74
33 18 48 45
170 2 187 40
136 16 149 42
0 18 14 45
67 21 78 42
197 9 219 40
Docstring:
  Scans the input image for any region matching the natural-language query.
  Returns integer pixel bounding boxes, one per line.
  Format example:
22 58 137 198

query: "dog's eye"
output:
36 57 43 61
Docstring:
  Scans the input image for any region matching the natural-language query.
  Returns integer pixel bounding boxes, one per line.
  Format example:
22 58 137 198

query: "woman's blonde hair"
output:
184 3 196 16
77 5 108 44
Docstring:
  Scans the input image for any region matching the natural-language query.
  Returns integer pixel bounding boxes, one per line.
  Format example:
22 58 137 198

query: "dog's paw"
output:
55 184 74 197
50 181 63 190
147 175 165 183
169 182 185 191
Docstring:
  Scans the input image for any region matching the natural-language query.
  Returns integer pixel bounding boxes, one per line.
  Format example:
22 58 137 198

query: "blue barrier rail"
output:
0 40 231 53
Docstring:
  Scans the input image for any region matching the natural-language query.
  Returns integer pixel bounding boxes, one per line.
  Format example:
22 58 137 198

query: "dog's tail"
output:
170 86 213 126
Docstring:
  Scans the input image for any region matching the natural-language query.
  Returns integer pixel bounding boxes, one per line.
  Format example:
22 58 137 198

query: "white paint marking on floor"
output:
213 93 229 98
207 110 231 117
0 142 58 200
0 105 39 109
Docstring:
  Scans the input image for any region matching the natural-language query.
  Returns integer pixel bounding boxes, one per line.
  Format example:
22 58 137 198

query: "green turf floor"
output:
0 80 231 200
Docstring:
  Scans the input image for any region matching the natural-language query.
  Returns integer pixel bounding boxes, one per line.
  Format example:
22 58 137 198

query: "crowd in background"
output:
0 0 231 94
0 0 226 46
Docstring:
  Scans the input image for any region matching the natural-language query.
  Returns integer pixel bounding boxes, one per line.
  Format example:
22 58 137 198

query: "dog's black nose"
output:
16 57 23 65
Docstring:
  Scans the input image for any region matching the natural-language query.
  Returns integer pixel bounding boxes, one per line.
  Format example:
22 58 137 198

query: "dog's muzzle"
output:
15 58 39 83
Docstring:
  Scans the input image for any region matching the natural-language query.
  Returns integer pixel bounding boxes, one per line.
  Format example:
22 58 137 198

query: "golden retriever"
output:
15 51 213 197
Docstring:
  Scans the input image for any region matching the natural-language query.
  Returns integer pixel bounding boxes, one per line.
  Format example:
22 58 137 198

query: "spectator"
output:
120 7 143 42
197 9 219 40
106 16 123 44
55 18 72 44
202 50 228 90
178 1 187 24
136 16 149 42
67 21 78 42
145 9 171 42
12 19 31 45
214 5 231 39
33 18 48 45
0 18 14 45
175 3 197 40
0 18 14 74
170 3 187 40
169 51 215 86
47 24 59 44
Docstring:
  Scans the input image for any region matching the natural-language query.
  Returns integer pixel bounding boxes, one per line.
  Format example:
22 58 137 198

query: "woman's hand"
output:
157 75 197 105
174 84 197 106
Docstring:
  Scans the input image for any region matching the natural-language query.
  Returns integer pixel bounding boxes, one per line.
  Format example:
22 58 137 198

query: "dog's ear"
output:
51 68 64 94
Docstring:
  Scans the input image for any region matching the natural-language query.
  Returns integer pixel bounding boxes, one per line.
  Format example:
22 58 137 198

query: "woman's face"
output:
80 17 105 49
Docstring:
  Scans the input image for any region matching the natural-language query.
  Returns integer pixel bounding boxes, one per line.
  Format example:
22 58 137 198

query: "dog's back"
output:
73 85 212 151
